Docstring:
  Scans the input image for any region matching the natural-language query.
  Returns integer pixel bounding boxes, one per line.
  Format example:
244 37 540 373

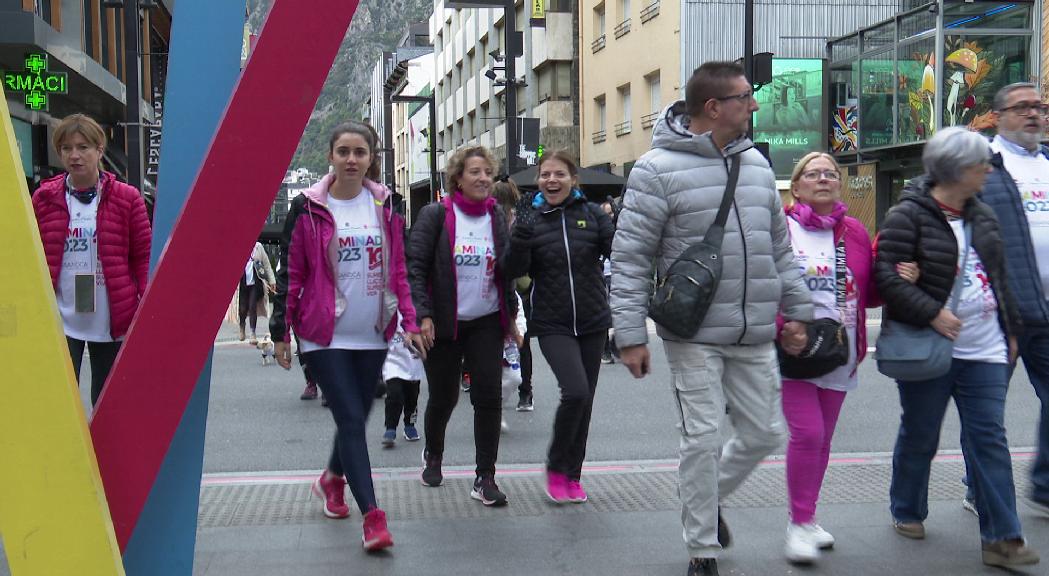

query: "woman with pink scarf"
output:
407 146 519 507
777 152 917 564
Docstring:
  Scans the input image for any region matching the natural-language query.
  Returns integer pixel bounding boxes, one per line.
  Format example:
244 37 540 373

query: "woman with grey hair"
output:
875 127 1038 567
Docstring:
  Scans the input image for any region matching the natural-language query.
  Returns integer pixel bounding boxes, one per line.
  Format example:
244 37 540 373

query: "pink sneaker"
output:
566 479 588 503
362 508 394 551
311 472 350 519
546 470 570 504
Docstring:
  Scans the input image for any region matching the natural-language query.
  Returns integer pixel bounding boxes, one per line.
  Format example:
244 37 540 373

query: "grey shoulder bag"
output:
648 154 741 339
875 222 971 381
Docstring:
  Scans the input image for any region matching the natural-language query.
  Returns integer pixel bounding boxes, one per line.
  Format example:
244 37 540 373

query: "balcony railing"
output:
641 110 660 129
614 120 632 136
592 130 607 144
591 34 606 53
613 19 631 39
640 0 660 24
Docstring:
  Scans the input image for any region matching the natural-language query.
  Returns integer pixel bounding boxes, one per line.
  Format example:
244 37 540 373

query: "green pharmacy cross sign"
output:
3 53 68 111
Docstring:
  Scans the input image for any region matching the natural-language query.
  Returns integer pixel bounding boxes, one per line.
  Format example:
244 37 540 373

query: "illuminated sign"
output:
3 53 68 111
752 58 825 178
531 0 545 27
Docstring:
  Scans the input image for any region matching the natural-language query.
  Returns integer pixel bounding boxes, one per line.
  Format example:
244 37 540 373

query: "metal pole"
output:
123 0 144 190
934 0 945 133
428 96 438 198
504 0 518 176
743 0 754 139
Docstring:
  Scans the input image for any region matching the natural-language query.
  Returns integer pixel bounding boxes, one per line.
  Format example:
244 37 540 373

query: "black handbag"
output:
648 155 740 339
777 235 850 379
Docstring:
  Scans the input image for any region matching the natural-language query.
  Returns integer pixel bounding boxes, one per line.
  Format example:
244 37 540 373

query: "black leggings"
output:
67 337 122 406
538 332 605 480
304 348 387 513
238 275 261 331
519 297 533 395
423 312 504 476
384 378 420 429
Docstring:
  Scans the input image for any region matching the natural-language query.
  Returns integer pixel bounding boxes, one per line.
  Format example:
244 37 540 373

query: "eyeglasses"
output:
998 101 1049 115
713 91 754 103
799 169 841 182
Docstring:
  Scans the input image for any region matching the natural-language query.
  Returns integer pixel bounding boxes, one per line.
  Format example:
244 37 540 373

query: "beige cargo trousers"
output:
663 339 786 559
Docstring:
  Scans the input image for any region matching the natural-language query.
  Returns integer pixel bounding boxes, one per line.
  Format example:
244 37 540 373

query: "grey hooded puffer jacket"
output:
610 101 812 347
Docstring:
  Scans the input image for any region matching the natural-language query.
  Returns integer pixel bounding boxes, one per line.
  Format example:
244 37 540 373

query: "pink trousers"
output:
782 379 847 524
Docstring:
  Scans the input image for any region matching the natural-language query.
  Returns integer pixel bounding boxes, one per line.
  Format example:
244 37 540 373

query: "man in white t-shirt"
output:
979 82 1049 516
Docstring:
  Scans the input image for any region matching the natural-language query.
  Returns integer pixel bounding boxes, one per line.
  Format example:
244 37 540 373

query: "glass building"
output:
828 0 1039 230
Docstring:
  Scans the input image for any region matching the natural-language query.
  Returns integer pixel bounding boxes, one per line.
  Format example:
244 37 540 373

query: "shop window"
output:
896 37 935 144
942 34 1029 133
898 8 935 43
943 1 1032 30
859 52 894 148
830 65 858 153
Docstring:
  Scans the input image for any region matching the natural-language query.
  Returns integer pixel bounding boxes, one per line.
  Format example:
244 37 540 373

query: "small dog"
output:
257 334 275 366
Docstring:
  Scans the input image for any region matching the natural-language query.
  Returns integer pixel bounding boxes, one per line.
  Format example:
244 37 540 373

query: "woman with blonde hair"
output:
408 145 518 506
32 113 152 406
778 151 919 563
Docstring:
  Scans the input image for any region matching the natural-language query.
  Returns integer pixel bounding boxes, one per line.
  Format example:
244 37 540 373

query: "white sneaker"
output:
802 523 835 549
785 523 820 564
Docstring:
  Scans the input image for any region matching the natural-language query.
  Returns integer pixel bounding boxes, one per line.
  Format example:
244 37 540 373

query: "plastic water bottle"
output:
504 340 520 371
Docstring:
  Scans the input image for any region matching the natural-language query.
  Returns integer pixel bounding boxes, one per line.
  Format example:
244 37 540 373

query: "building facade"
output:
429 0 577 177
578 0 680 178
1 0 172 190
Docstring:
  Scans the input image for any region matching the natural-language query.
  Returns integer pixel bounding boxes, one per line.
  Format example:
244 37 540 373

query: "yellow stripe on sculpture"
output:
0 89 125 574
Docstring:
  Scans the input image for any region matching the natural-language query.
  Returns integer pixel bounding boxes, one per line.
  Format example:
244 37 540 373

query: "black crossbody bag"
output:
777 234 850 379
648 155 740 339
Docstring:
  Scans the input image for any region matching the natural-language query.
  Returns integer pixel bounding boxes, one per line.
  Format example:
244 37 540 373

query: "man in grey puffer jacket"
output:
610 61 813 576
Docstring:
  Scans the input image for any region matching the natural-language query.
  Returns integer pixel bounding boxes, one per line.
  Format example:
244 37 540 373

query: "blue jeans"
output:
304 348 387 513
890 359 1023 542
1018 325 1049 503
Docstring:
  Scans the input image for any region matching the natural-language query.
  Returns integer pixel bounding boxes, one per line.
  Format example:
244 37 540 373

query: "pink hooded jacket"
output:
281 176 418 345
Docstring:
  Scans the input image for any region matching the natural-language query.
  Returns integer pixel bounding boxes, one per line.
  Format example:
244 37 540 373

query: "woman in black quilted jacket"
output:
506 150 614 504
875 127 1037 567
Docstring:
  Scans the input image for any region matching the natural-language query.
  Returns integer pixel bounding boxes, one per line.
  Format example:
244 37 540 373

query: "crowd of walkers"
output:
32 65 1049 573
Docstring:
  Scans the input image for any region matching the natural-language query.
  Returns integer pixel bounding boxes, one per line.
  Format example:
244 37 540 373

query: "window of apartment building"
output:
83 0 95 57
593 95 607 143
616 84 631 136
614 0 631 38
537 62 572 102
114 7 124 79
548 0 571 11
100 5 110 68
36 0 54 27
643 70 661 128
594 3 606 38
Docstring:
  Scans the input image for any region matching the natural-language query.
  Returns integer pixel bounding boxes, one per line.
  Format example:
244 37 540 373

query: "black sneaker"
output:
516 392 534 412
421 449 443 487
687 557 718 576
717 509 731 548
460 372 472 393
470 474 508 506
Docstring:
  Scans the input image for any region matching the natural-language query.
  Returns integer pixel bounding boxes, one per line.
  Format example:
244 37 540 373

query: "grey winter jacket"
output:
610 101 813 347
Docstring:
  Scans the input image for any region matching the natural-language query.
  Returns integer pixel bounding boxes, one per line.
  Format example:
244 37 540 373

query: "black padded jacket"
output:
407 200 516 341
875 175 1020 339
506 191 615 337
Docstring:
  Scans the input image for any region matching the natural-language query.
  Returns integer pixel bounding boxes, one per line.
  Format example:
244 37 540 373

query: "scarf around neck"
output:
787 200 847 232
441 190 509 336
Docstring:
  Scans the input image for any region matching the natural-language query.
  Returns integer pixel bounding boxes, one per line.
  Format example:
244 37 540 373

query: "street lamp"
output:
448 0 524 175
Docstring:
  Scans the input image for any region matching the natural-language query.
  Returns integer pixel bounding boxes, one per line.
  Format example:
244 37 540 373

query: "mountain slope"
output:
248 0 433 173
